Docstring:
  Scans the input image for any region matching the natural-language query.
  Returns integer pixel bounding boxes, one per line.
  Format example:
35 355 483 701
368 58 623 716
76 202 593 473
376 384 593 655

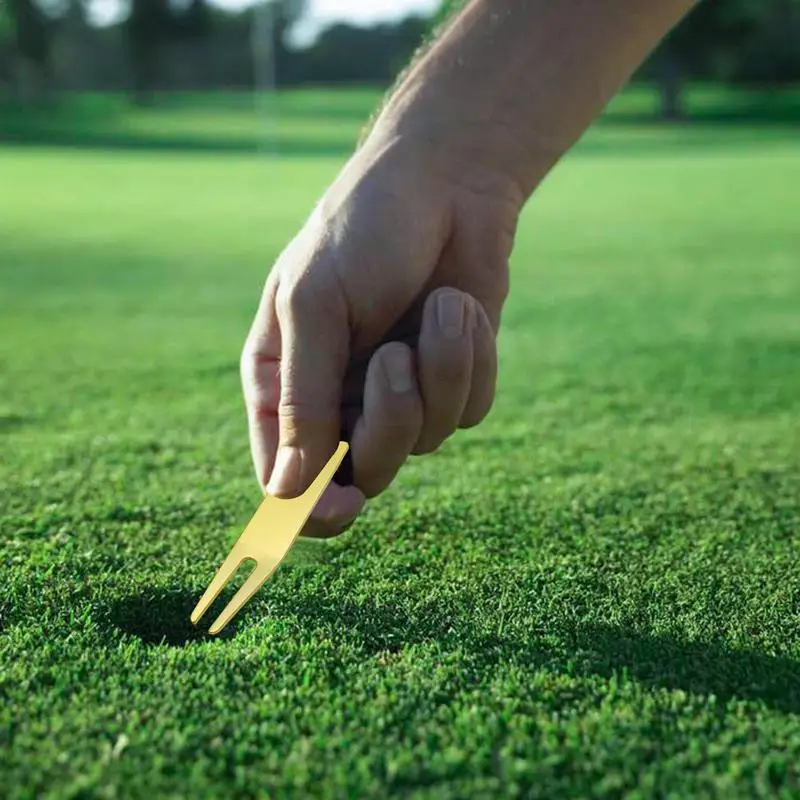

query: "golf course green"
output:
2 89 799 797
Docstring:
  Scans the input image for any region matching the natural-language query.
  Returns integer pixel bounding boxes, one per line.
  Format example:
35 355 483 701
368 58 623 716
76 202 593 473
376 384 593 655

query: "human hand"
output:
240 126 522 538
239 0 697 538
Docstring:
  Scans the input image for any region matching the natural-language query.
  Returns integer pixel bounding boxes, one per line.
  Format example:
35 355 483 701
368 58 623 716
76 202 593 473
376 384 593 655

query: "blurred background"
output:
1 0 799 144
2 6 800 793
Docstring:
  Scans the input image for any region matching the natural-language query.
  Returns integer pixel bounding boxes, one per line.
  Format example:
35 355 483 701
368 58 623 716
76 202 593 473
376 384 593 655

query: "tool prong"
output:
190 543 249 626
207 561 275 635
190 442 351 634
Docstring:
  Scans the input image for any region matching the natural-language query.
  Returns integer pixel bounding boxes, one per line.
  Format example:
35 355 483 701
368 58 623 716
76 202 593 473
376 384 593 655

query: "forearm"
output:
373 0 697 197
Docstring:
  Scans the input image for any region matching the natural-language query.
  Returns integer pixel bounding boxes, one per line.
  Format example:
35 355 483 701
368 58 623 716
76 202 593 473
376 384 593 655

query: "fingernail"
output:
383 346 413 393
437 291 465 339
267 446 301 496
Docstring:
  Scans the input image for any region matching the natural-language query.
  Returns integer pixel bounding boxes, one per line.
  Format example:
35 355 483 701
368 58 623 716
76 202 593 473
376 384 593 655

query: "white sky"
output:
292 0 440 45
88 0 441 41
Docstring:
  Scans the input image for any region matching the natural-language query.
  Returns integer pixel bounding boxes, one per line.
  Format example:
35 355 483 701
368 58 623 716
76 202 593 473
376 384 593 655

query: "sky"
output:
291 0 440 46
88 0 441 41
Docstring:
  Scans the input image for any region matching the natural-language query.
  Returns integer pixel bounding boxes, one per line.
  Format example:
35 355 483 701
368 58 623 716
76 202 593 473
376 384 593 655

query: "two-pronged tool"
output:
190 441 350 635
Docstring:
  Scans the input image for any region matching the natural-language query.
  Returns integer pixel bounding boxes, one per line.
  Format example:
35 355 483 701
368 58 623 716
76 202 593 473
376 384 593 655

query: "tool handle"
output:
333 422 354 486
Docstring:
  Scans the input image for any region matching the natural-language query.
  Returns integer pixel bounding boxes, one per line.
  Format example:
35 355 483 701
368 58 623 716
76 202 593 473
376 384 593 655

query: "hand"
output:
239 0 695 538
240 128 522 537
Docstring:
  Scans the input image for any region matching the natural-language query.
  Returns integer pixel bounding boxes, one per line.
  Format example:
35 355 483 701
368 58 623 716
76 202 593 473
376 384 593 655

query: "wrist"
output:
369 3 562 201
369 78 533 211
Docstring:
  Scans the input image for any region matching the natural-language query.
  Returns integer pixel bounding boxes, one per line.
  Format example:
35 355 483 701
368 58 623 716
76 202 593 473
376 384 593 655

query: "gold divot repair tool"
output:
191 441 350 635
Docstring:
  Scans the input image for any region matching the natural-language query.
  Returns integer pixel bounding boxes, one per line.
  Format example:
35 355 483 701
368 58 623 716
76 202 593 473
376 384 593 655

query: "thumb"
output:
266 278 349 499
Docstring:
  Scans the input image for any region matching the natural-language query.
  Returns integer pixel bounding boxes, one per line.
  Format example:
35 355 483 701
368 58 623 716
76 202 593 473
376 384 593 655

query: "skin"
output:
241 0 699 538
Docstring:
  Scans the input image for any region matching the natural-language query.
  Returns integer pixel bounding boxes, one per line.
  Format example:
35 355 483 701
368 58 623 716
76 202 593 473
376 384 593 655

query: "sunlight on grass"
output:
1 89 800 797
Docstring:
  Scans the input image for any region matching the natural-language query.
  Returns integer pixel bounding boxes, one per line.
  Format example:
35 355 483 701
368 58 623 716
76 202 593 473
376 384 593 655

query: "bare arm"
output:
248 0 699 529
374 0 698 198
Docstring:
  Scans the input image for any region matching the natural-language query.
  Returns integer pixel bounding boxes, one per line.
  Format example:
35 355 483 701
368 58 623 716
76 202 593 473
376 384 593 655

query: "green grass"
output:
2 93 800 797
1 84 799 155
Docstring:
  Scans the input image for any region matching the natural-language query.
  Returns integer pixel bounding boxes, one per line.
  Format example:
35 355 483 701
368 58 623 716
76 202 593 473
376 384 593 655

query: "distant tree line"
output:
640 0 800 118
0 0 798 116
0 0 430 102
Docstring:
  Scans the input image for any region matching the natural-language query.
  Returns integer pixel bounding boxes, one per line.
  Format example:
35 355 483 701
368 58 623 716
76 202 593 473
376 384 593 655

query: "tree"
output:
730 0 800 84
125 0 175 103
0 5 14 85
429 0 461 30
291 17 428 86
269 0 306 80
6 0 56 100
639 0 761 120
433 0 798 121
0 4 14 40
173 0 211 41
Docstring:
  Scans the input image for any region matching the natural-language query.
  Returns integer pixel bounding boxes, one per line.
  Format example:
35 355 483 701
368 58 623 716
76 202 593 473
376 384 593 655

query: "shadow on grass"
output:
103 582 449 650
105 588 234 646
0 413 32 433
280 591 800 714
563 624 800 714
102 580 800 713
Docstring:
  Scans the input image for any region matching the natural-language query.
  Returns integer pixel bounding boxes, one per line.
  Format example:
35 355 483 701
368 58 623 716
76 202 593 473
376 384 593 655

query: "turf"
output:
1 93 800 797
2 85 798 153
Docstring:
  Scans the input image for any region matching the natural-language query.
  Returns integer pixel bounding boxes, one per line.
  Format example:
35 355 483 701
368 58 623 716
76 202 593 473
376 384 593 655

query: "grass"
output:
1 90 800 797
1 84 798 155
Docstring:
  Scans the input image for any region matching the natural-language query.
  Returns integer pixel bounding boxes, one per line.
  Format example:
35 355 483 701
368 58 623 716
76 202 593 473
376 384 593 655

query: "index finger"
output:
241 270 281 491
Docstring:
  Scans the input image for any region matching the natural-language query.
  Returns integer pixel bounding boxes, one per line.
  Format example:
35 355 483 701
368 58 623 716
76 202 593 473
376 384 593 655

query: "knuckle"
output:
275 398 338 446
431 355 471 386
276 397 320 423
240 359 279 414
249 399 273 424
275 277 319 320
367 413 423 459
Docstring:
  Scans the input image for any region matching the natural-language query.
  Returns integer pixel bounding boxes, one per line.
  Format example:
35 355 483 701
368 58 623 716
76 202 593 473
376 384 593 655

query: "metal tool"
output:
191 441 350 635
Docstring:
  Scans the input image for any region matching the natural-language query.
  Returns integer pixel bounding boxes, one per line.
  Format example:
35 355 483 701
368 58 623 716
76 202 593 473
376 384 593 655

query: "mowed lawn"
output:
1 94 800 797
